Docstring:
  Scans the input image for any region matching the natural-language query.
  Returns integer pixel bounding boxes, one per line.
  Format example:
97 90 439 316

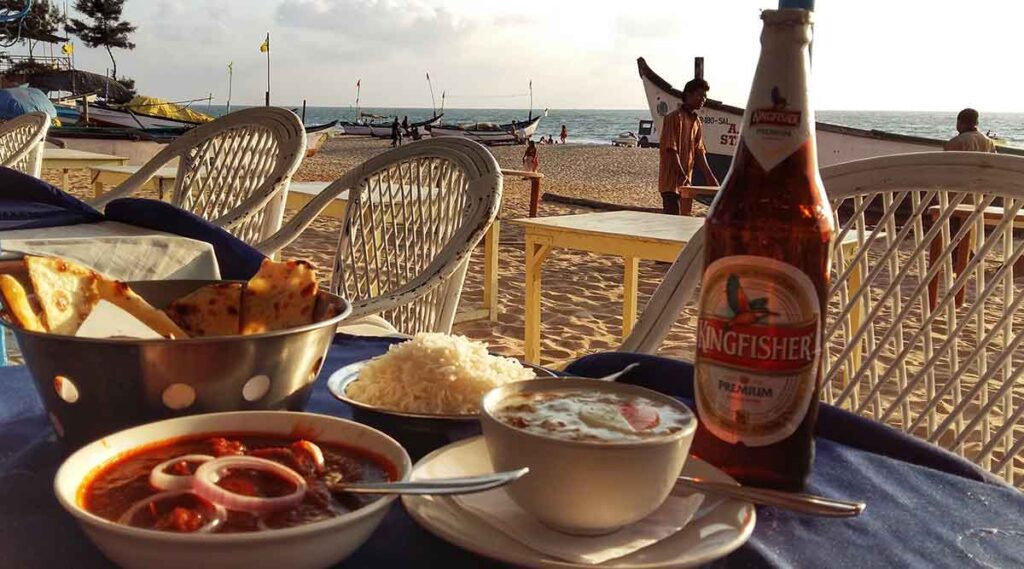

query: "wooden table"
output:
42 148 128 189
91 165 179 200
513 211 705 363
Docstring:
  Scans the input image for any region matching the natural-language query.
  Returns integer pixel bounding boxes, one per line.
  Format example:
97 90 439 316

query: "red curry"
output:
80 433 396 533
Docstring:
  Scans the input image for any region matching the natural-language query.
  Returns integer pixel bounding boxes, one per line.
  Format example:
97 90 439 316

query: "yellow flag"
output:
259 34 269 53
62 43 73 55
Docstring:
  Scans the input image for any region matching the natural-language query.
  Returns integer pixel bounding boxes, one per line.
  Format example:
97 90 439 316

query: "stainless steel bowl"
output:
1 280 351 447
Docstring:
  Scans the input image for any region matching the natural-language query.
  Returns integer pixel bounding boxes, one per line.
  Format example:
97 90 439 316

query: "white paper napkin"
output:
453 489 704 565
75 300 162 339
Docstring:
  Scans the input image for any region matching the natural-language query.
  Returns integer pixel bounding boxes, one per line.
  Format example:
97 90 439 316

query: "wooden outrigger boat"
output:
427 114 544 145
637 57 1023 183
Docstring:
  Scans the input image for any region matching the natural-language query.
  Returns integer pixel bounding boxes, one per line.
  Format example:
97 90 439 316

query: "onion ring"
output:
149 454 215 491
193 456 307 514
292 440 325 472
118 490 226 533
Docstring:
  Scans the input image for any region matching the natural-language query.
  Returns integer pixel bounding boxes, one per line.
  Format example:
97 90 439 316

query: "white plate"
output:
402 437 756 568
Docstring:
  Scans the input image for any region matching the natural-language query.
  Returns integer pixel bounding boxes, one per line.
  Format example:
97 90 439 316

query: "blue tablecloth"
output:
1 336 1022 568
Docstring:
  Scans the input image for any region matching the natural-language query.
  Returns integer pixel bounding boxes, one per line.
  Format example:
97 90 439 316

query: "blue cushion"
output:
103 198 266 280
0 167 101 230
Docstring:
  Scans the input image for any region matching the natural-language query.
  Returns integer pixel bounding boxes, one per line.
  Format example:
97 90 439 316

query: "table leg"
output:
622 256 639 338
92 176 105 199
524 235 551 364
61 169 70 190
679 196 694 217
529 178 541 218
482 219 500 321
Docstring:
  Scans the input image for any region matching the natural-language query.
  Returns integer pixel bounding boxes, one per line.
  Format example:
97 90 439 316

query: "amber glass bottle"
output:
692 8 833 491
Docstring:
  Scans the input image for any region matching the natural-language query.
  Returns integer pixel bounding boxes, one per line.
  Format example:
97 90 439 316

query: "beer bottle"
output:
692 8 833 490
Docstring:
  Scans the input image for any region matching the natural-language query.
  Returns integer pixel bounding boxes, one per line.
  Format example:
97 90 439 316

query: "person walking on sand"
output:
390 117 402 148
944 108 997 153
658 77 719 216
523 140 540 172
559 125 568 144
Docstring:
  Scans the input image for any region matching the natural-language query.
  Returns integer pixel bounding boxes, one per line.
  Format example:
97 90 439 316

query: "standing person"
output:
522 140 539 172
658 77 720 216
390 117 402 148
559 125 568 144
401 115 409 131
944 108 997 152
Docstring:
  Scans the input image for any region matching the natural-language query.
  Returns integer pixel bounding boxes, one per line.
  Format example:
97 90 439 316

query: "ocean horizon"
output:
201 105 1024 149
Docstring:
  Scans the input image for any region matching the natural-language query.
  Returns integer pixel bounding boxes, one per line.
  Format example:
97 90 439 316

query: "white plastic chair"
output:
0 111 50 177
257 137 502 335
623 152 1024 487
89 107 307 244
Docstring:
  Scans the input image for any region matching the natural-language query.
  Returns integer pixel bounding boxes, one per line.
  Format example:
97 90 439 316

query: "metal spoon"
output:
327 468 529 495
675 475 866 517
558 363 641 383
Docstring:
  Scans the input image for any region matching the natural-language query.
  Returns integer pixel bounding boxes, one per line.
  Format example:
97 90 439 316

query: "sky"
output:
41 0 1024 112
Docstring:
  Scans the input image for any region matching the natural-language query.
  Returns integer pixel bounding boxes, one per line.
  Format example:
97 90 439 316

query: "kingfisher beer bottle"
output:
692 8 833 490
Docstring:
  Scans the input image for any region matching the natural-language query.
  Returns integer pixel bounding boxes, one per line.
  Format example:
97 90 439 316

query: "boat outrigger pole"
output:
528 80 533 120
426 72 437 117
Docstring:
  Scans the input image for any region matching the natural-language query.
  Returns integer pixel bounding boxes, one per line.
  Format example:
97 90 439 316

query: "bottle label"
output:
740 17 814 172
694 255 821 447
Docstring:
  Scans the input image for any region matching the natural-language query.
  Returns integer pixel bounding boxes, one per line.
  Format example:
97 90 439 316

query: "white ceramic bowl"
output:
480 379 696 535
54 411 411 569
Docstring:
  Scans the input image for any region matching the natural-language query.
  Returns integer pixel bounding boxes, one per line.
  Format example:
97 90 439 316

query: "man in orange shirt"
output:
658 78 719 215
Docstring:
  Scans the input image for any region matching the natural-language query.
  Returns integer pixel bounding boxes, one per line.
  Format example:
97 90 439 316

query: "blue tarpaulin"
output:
0 85 57 120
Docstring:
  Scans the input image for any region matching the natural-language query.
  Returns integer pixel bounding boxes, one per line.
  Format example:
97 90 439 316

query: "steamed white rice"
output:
347 333 536 414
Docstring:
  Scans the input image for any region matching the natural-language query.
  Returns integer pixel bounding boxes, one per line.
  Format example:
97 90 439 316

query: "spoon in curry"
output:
327 468 529 496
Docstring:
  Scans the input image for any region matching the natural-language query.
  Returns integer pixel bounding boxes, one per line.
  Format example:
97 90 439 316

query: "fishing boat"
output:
427 114 544 145
368 113 445 138
304 120 339 157
48 126 185 165
636 57 1022 183
338 112 389 136
78 96 214 129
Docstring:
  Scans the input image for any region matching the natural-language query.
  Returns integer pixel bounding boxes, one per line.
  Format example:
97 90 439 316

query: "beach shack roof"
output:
23 68 132 102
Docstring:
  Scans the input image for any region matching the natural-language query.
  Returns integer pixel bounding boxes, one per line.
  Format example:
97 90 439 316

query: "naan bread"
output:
165 282 243 337
240 259 318 334
95 279 188 339
0 274 45 332
24 256 100 335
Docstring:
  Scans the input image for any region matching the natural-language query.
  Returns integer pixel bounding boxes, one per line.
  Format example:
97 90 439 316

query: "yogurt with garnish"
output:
493 390 691 442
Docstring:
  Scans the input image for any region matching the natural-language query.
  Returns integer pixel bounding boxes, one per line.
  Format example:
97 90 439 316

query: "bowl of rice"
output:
327 333 551 457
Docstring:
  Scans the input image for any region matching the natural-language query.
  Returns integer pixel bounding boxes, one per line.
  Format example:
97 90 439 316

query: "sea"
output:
202 105 1024 150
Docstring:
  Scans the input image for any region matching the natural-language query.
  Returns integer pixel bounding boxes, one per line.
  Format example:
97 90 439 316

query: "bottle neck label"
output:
694 255 821 446
740 18 815 172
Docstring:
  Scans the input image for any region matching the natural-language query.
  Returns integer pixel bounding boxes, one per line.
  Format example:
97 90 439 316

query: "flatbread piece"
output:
95 278 188 339
240 259 318 334
0 274 45 332
165 282 243 337
24 256 100 335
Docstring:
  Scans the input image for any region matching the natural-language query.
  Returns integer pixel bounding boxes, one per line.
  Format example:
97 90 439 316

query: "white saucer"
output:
402 437 756 568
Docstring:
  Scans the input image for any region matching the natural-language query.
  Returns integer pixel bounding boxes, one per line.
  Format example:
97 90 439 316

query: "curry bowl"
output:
54 411 412 569
1 280 351 447
327 359 555 459
480 378 696 535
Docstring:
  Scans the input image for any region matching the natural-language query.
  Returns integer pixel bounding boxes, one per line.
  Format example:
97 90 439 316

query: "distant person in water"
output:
560 125 568 144
945 108 996 152
523 140 539 172
658 77 719 216
390 117 402 147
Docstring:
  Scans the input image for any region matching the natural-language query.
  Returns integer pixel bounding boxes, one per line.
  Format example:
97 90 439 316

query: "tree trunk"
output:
106 46 117 80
